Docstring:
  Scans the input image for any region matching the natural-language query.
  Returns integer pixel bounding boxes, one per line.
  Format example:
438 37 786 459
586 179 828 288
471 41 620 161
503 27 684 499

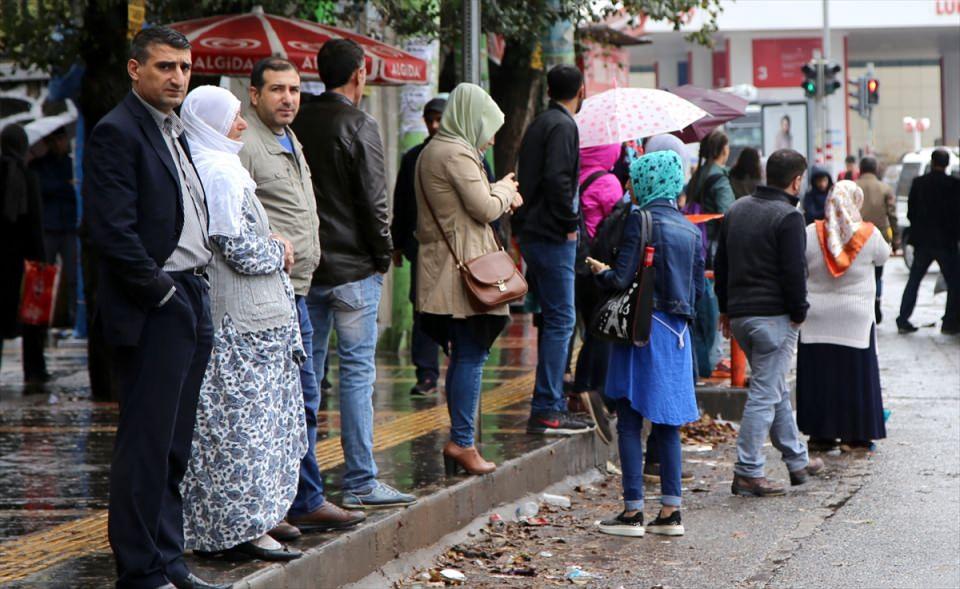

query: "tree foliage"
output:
366 0 722 51
2 0 722 76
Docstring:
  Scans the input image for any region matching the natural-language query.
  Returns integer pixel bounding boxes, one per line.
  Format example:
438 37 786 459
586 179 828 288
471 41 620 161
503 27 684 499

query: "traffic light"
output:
801 61 817 97
866 78 879 105
824 61 842 95
849 76 868 117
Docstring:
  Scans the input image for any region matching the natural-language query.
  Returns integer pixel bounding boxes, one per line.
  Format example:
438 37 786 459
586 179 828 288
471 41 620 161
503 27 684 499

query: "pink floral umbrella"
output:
575 88 708 148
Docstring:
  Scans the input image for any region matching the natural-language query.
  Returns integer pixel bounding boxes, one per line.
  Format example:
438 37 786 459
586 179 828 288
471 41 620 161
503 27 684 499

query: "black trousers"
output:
44 229 78 327
107 273 212 589
898 245 960 329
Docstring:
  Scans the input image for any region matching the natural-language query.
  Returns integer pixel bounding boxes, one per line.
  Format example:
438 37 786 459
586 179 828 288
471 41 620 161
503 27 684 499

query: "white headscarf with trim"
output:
180 85 256 238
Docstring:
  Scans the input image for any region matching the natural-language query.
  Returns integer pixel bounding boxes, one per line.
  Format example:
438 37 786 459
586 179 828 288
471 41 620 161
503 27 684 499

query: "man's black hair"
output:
130 26 190 63
251 57 299 90
845 155 857 164
547 64 583 102
766 149 808 189
317 39 365 89
931 149 950 169
423 97 447 116
859 156 878 175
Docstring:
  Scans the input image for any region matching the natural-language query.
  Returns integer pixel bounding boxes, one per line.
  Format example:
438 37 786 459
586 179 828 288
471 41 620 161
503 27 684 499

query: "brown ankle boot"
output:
443 441 496 475
731 474 786 497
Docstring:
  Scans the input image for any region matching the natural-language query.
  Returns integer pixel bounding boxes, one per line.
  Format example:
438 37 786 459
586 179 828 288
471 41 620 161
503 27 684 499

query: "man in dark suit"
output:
897 149 960 335
83 27 226 589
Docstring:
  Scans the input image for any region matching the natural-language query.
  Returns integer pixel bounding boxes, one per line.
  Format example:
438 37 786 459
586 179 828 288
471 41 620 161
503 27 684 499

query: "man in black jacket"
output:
715 149 823 498
83 27 226 589
291 38 415 509
514 64 592 436
896 149 960 334
391 97 446 396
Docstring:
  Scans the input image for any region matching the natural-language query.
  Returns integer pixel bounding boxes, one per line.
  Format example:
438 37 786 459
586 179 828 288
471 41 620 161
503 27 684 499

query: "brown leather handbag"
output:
418 165 527 313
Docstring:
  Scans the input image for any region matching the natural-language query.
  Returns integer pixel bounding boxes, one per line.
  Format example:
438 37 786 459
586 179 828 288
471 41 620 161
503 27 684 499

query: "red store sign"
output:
752 38 822 88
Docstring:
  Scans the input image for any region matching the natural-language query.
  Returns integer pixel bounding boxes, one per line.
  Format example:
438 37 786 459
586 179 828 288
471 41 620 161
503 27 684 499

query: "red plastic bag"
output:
19 260 60 326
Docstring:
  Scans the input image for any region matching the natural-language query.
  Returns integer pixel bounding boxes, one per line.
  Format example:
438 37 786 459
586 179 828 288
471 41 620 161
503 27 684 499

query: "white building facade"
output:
628 0 960 169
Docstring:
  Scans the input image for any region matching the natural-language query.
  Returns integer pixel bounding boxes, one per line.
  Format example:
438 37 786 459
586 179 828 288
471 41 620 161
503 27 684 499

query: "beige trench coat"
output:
415 135 517 318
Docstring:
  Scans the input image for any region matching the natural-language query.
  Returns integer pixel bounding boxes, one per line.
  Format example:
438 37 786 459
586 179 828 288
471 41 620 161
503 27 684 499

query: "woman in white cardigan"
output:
797 180 891 453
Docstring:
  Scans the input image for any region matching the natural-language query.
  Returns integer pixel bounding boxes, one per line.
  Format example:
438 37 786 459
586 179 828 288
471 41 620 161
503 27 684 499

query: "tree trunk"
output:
489 43 543 177
78 1 129 402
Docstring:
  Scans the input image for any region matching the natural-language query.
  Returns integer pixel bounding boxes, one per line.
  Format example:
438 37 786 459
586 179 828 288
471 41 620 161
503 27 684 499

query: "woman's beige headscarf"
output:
437 83 504 152
816 179 875 277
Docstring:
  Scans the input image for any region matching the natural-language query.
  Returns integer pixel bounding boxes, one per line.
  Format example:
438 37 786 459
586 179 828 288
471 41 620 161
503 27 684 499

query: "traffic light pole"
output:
813 48 824 163
866 62 876 153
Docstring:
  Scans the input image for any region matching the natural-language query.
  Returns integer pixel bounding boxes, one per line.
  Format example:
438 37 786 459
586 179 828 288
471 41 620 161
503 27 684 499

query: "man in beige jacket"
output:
239 57 366 536
856 156 897 324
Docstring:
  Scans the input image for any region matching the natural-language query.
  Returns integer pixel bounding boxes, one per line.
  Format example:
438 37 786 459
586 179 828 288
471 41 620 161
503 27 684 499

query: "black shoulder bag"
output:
589 209 656 346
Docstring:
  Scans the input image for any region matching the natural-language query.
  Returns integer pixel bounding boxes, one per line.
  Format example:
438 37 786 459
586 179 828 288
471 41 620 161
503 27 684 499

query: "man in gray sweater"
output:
715 149 824 497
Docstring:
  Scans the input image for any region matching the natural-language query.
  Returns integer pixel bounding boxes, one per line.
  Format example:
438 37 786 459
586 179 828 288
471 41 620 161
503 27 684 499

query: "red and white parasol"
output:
168 6 427 85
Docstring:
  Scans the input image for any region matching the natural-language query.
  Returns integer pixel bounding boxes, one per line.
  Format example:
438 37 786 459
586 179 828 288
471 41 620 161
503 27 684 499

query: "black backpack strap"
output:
579 170 610 196
639 209 652 252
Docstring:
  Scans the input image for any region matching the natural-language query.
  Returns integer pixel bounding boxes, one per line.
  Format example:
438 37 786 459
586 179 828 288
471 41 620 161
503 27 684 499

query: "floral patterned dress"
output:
181 195 307 552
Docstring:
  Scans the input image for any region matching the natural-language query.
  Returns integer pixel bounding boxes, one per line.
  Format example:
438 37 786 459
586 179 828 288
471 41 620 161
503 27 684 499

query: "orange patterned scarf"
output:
816 180 874 277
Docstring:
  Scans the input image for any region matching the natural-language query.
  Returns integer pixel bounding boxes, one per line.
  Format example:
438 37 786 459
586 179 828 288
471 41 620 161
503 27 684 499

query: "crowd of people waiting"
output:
0 23 958 589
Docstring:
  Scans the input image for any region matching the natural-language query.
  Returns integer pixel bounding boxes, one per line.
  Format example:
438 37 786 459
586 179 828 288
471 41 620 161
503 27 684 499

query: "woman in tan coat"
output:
415 83 523 475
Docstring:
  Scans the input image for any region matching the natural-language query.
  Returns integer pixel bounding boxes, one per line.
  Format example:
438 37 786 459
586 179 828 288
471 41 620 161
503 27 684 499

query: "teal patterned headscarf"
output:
628 150 685 208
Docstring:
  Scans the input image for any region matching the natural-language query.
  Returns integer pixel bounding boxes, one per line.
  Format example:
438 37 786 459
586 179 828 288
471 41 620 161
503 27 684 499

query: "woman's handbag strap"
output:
416 157 506 269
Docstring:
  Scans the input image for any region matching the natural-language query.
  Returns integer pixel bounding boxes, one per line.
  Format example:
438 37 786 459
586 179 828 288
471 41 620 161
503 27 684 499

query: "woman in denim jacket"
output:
588 150 704 538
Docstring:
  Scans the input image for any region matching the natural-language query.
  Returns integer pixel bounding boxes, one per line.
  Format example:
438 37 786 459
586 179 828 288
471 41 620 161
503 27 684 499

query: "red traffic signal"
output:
866 78 879 104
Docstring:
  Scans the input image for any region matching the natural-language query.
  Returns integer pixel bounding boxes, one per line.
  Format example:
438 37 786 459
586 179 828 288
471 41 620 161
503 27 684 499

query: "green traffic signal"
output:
802 80 817 97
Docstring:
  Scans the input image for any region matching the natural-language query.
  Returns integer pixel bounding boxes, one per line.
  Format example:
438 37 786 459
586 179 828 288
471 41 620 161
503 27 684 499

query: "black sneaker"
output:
598 511 644 537
645 510 684 536
410 379 438 396
942 324 960 336
897 320 918 334
526 412 594 435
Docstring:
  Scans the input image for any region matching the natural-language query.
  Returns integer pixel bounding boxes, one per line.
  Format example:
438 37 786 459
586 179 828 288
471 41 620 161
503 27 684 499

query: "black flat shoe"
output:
229 541 302 561
170 573 233 589
195 541 302 562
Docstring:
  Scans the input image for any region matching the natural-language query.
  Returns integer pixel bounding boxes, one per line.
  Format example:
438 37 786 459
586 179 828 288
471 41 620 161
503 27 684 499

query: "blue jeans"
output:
616 399 682 511
446 321 490 447
290 296 326 515
521 239 577 415
693 278 720 378
730 315 808 478
307 274 383 493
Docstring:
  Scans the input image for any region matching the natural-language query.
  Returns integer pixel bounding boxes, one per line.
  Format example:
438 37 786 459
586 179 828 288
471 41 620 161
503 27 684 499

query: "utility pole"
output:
462 0 481 85
822 0 832 167
866 61 876 152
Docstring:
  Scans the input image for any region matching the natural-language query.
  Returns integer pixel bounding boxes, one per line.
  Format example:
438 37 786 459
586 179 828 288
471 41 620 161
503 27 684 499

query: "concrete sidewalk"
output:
385 258 960 589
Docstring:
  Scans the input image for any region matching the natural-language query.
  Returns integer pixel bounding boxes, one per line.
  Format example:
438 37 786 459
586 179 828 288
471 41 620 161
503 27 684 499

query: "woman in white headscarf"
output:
178 86 307 561
797 180 890 454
